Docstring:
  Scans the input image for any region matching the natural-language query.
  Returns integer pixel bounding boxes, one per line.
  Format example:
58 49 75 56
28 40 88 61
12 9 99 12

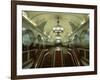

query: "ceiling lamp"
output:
53 16 64 35
53 16 64 44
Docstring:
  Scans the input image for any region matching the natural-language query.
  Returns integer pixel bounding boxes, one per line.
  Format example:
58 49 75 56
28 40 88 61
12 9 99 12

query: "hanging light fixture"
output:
53 16 64 44
53 16 64 35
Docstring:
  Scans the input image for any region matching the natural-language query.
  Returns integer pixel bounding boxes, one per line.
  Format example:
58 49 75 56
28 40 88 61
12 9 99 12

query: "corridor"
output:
22 10 89 69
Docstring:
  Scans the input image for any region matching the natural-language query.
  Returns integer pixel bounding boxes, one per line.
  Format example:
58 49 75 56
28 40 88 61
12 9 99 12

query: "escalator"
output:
38 47 81 68
23 46 89 68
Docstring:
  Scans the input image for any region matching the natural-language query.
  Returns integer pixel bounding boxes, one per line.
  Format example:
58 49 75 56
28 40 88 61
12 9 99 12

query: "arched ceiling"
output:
23 11 89 42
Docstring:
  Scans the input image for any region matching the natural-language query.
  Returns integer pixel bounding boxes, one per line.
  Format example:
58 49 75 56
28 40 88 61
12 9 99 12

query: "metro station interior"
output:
22 11 89 69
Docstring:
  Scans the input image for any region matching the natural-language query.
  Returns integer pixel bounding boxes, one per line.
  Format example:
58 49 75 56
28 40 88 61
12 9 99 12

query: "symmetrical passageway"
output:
22 11 89 69
22 45 89 68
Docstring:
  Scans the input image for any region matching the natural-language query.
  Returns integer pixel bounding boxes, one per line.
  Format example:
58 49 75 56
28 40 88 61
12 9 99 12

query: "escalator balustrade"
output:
22 45 89 68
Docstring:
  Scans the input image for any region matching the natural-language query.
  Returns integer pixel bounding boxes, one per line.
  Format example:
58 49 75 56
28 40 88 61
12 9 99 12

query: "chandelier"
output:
53 16 64 43
53 16 64 35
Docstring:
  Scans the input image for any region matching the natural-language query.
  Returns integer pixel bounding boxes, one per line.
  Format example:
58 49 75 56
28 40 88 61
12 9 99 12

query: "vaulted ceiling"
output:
22 11 89 43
